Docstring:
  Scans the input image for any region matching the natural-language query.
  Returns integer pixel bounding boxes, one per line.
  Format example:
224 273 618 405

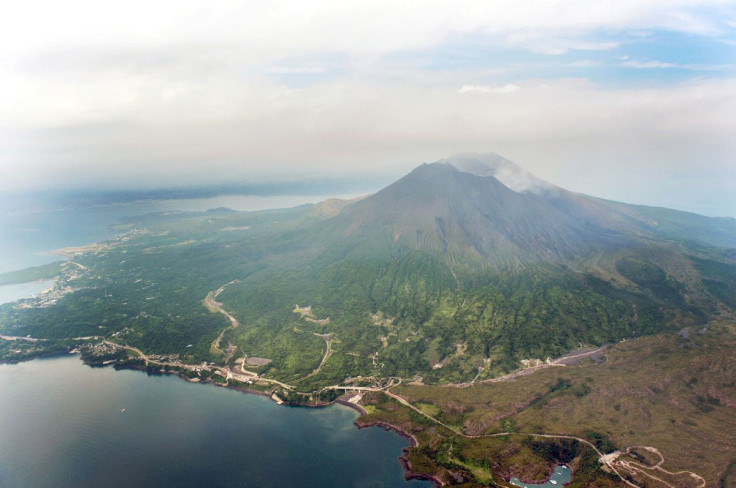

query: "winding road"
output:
382 385 705 488
204 280 240 356
614 446 706 488
300 333 333 381
382 388 639 487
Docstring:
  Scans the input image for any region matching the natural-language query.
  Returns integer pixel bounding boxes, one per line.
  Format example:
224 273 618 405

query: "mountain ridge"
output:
315 153 736 256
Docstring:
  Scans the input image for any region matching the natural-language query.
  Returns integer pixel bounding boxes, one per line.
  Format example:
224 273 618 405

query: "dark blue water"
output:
0 356 430 488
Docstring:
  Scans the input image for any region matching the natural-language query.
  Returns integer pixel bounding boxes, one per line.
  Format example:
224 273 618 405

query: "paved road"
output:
454 345 609 387
204 280 240 355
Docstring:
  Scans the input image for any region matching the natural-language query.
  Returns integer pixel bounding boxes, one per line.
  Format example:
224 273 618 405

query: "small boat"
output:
551 481 557 485
121 408 126 413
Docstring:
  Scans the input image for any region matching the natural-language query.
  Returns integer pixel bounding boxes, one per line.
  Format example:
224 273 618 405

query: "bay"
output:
0 355 431 488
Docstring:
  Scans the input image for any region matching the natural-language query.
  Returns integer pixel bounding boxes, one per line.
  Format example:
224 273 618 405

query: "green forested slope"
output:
1 158 734 389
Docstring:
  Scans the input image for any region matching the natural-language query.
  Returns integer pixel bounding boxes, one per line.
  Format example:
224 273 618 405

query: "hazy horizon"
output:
1 152 734 220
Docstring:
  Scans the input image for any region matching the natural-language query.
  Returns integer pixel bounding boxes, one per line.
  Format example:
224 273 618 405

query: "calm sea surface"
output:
0 355 431 488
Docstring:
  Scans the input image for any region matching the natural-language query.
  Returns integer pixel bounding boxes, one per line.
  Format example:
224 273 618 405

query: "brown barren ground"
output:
367 319 736 486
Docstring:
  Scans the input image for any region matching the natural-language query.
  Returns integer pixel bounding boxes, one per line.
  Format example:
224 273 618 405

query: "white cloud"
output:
267 66 326 74
458 84 521 94
622 60 679 68
662 10 727 36
532 46 570 56
528 41 619 56
1 0 732 63
622 60 736 71
569 41 621 51
0 0 735 215
626 30 654 37
567 60 602 67
3 75 734 180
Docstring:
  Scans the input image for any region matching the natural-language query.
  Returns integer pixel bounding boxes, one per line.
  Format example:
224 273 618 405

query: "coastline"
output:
6 349 577 488
335 397 368 415
2 347 440 485
99 357 443 486
398 450 444 488
354 418 444 487
0 348 74 365
354 419 418 447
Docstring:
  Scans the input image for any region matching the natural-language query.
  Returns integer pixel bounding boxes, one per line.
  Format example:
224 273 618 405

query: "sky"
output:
1 0 735 216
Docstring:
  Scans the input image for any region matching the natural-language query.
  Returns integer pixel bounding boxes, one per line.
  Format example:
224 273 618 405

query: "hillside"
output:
325 162 629 265
361 319 736 487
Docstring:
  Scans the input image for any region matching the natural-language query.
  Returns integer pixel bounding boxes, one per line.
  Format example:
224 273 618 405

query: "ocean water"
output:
0 355 431 488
